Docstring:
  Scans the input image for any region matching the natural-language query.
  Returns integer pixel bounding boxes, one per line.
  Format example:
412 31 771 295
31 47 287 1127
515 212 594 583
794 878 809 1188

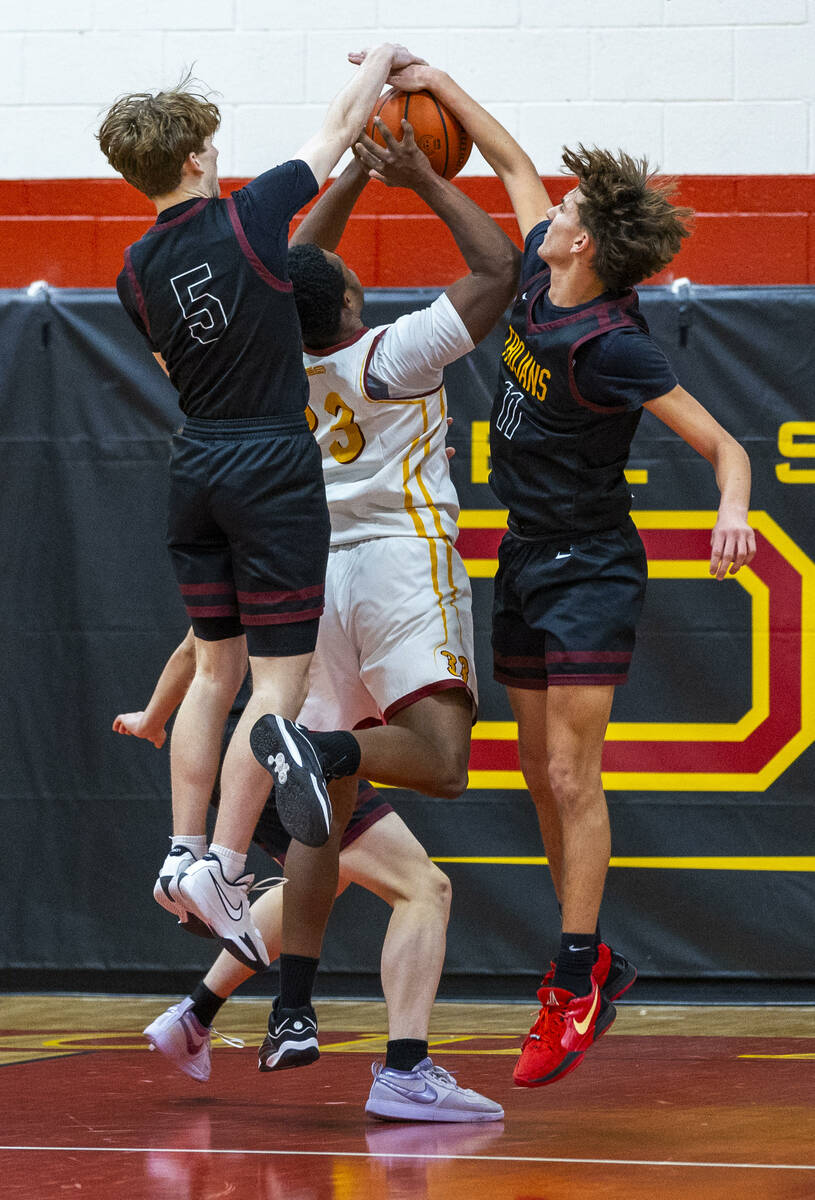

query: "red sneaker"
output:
594 943 638 1001
539 943 638 1001
513 981 616 1088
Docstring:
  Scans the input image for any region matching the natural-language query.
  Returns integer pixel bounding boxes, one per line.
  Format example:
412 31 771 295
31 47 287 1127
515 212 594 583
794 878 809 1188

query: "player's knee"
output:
431 748 470 799
546 756 599 815
417 860 451 920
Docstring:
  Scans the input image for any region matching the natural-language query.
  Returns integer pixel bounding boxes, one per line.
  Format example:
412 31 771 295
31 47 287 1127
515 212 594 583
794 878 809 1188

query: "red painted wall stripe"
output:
0 176 812 288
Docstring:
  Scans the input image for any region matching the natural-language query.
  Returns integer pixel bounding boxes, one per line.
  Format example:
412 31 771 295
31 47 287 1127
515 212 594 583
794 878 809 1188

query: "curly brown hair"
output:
561 144 693 292
98 75 220 198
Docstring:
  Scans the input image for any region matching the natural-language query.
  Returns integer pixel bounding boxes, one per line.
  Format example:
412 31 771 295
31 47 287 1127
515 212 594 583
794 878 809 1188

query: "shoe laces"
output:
212 1028 245 1050
524 992 565 1048
422 1062 478 1097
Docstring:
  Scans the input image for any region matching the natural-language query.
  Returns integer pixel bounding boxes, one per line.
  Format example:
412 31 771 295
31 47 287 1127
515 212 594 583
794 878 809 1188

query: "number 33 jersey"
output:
303 292 474 546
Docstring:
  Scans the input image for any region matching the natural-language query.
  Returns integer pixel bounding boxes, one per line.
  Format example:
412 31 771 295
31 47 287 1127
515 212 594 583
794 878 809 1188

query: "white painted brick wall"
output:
3 2 813 178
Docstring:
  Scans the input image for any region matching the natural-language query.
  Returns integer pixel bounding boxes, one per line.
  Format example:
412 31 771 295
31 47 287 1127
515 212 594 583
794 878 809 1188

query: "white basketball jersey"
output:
304 297 472 545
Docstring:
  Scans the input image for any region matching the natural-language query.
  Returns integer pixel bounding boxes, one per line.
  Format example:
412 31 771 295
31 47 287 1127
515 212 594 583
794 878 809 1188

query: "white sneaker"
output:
143 998 211 1082
177 853 270 970
365 1057 504 1123
153 846 214 939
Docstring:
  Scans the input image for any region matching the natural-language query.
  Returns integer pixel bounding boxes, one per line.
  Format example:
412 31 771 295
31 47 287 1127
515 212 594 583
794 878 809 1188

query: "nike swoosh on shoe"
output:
379 1078 439 1104
212 875 245 921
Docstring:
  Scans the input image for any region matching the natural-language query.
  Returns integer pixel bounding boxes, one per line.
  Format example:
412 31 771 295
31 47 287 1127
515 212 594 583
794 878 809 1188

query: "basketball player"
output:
301 54 755 1089
118 637 501 1121
117 119 517 1120
96 45 425 974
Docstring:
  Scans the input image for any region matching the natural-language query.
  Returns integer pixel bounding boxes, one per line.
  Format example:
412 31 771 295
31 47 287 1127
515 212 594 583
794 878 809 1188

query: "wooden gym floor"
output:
1 994 813 1199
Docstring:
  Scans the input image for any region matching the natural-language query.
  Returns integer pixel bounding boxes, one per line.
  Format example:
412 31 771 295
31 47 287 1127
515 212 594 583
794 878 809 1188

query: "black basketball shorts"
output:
167 415 330 657
492 518 648 689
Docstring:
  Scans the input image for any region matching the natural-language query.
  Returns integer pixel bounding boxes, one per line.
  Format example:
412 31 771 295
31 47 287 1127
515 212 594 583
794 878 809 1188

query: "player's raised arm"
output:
295 44 425 189
349 56 551 240
355 119 520 344
290 157 369 251
644 385 756 580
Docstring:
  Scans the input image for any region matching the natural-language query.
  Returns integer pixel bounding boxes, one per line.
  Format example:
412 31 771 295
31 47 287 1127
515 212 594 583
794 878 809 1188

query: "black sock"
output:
189 981 226 1028
385 1039 429 1072
551 932 595 997
279 953 319 1010
308 730 361 781
594 923 602 963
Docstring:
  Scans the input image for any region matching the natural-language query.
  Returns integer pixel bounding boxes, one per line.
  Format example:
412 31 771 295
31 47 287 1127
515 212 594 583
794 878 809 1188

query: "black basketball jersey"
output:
117 161 318 420
489 220 675 539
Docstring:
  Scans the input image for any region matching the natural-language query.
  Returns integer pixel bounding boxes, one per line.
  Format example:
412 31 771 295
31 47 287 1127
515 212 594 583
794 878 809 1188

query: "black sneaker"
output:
250 714 332 847
258 999 319 1072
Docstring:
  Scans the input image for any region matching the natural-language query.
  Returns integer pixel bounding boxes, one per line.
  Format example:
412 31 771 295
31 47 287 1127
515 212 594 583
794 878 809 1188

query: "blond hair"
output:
562 144 693 291
98 75 220 198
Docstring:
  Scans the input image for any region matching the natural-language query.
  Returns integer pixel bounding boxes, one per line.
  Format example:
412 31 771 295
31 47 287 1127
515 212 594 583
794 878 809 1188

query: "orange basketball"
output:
365 88 473 180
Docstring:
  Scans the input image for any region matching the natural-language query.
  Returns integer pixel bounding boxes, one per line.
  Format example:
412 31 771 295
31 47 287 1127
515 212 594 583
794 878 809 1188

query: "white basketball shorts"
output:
298 536 477 731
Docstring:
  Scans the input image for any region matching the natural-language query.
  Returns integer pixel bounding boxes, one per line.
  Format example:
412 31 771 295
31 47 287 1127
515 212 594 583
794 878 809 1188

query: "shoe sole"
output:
513 1001 617 1089
364 1099 504 1123
258 1035 320 1072
154 876 215 940
250 716 332 848
177 871 269 971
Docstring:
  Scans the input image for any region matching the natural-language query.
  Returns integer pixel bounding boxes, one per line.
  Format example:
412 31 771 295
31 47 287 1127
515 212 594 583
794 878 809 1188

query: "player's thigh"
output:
338 812 448 909
388 687 473 764
297 545 380 731
354 538 478 719
215 427 330 658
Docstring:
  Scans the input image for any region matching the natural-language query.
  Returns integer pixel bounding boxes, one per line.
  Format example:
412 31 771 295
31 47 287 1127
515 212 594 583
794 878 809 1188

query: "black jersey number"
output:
171 263 228 344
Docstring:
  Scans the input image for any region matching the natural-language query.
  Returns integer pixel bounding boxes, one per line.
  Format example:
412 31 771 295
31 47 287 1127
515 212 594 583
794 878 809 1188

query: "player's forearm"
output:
143 628 197 730
323 45 399 154
711 436 752 519
413 68 536 186
290 158 368 251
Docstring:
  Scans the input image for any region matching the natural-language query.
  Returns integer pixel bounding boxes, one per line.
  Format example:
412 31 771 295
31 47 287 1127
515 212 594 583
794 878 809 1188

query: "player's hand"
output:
354 120 433 188
348 46 427 74
112 711 167 749
709 509 756 580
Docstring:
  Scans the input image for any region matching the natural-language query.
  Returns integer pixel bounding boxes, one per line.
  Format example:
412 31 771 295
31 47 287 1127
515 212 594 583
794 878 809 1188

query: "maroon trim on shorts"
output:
546 650 631 663
180 581 236 596
225 197 293 292
146 198 209 234
184 604 239 617
339 802 395 850
494 671 549 691
240 605 324 625
382 678 476 724
236 583 324 605
304 327 370 356
353 716 384 730
548 673 628 686
123 247 152 340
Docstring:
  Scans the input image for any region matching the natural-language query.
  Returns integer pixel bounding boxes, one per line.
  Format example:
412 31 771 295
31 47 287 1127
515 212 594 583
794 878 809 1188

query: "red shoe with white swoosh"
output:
513 980 616 1088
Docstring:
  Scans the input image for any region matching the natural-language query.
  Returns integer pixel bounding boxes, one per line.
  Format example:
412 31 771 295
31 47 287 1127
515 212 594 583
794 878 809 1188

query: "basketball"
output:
365 88 473 180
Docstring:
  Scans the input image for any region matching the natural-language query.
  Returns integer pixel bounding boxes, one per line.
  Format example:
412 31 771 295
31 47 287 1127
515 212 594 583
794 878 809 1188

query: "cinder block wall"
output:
1 2 813 284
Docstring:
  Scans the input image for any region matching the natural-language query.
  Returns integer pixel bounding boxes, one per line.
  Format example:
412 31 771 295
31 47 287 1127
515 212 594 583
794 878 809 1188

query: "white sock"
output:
171 835 207 858
208 843 247 881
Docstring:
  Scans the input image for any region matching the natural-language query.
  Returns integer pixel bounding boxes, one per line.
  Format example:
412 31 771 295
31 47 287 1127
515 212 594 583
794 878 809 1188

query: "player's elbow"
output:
491 242 522 307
